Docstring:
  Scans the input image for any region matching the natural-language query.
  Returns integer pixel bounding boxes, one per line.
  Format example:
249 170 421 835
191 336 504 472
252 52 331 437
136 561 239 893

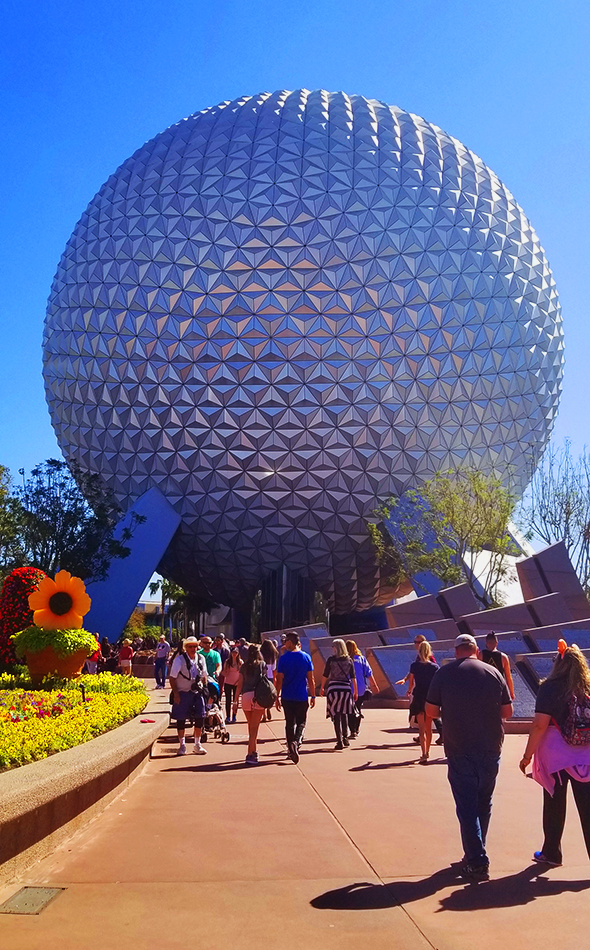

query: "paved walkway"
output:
1 692 590 950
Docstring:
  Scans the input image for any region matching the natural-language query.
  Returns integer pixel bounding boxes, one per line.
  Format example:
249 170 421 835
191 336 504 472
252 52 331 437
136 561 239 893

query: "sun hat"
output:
184 636 200 647
454 633 477 649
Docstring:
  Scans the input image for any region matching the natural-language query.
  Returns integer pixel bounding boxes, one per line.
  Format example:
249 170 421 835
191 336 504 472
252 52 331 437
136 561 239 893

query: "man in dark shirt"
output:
213 634 230 669
426 633 513 880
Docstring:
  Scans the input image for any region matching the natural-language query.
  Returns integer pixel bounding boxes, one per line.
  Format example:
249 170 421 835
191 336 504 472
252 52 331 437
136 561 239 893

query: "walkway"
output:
1 694 589 950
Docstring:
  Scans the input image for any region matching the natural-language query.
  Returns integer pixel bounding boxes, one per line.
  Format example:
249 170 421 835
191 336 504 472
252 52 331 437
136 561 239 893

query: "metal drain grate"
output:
0 886 65 915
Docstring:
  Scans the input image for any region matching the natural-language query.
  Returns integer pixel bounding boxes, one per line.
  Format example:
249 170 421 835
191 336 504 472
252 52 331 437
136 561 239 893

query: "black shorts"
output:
175 715 204 730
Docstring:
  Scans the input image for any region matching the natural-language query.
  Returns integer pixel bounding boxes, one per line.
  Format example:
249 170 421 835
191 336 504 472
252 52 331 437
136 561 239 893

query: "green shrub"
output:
12 626 98 659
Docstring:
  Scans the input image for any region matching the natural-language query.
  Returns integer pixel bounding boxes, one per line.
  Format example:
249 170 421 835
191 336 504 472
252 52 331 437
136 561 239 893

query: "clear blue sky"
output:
1 0 589 483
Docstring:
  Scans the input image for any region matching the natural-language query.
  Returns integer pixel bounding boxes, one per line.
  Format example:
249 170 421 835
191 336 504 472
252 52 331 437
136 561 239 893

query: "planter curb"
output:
0 687 169 884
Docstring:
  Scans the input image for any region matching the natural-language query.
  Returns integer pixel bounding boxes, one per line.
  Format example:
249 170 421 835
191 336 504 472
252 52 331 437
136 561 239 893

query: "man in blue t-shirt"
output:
275 633 315 764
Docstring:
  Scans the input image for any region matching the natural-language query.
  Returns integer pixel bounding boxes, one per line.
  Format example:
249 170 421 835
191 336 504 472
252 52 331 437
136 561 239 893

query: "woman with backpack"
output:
520 643 590 866
260 638 279 722
320 639 357 751
346 640 378 739
233 643 267 766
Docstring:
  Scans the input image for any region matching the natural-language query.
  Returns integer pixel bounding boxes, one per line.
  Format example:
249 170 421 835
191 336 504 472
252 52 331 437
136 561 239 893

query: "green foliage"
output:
370 489 461 592
148 577 187 632
13 459 144 581
422 469 518 606
121 610 159 646
369 468 518 608
11 626 98 659
122 609 158 643
0 465 24 577
367 521 406 589
123 609 147 635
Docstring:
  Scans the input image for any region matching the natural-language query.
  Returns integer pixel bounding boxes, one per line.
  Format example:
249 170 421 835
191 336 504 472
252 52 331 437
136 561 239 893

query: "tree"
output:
368 490 461 592
15 459 142 581
0 465 25 580
517 440 590 595
369 468 519 608
149 577 187 633
422 469 519 606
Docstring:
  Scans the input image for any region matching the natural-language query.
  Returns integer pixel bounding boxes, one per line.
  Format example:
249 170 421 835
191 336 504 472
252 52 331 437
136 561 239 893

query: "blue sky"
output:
1 0 588 482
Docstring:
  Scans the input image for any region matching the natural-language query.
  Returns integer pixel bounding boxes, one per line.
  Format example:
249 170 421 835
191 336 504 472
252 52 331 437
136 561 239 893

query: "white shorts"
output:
120 659 132 669
241 691 261 712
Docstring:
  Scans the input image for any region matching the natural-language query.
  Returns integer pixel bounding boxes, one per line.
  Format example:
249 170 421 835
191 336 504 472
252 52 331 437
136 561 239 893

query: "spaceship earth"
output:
43 89 564 613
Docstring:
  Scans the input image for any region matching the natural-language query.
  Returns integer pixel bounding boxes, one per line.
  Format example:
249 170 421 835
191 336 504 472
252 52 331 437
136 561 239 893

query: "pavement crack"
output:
265 720 437 950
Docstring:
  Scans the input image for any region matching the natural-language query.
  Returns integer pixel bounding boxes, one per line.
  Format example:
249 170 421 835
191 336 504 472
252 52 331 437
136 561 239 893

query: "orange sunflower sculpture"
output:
28 570 92 630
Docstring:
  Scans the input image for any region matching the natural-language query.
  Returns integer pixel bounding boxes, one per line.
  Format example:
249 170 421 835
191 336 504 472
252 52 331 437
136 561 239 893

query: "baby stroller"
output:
202 679 230 744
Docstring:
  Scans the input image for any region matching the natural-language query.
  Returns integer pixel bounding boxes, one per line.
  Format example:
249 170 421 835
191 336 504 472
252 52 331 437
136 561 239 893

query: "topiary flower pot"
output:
25 645 90 683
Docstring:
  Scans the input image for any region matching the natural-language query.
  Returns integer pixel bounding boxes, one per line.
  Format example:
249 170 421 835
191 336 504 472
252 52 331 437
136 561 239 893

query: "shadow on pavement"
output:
311 880 401 909
435 864 590 911
349 758 447 771
311 865 590 913
380 727 416 735
161 760 291 772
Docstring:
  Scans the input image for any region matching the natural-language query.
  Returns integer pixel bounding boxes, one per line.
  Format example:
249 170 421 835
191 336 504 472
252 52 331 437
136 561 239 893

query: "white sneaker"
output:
193 745 207 755
177 745 186 755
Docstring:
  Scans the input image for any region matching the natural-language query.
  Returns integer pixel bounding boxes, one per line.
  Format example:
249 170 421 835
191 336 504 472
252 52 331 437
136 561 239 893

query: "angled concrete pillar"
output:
84 488 181 642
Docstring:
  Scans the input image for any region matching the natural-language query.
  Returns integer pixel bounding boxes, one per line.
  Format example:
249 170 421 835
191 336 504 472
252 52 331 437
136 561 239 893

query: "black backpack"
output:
254 664 277 709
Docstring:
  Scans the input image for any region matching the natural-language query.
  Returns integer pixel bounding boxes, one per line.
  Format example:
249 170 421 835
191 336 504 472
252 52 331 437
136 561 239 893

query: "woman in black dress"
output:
404 640 438 763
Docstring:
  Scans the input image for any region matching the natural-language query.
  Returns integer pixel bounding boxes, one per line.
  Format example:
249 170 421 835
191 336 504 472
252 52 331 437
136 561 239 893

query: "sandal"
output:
532 851 562 867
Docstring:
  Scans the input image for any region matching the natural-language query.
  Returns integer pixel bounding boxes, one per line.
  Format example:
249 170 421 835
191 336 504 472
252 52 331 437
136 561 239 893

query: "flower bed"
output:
0 673 148 771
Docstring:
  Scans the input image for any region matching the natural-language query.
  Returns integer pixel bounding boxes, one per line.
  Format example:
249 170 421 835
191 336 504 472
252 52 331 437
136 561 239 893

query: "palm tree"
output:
149 578 186 634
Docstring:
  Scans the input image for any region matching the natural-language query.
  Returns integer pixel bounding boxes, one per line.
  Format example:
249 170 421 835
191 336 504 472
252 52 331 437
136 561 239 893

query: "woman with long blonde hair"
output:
401 639 438 763
520 643 590 866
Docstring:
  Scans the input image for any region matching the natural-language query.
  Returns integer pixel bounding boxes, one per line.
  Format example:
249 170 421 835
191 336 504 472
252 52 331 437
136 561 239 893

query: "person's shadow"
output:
349 758 447 771
310 864 590 913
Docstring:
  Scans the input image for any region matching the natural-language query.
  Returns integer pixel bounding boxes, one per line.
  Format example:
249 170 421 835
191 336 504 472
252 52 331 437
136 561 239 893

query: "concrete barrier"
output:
0 692 169 884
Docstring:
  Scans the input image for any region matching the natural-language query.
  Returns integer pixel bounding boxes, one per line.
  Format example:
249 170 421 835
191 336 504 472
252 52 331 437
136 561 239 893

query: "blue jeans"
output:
154 657 167 687
446 752 501 867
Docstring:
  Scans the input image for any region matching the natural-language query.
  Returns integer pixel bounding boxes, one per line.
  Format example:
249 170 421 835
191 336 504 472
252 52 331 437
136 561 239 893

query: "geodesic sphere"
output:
43 89 563 613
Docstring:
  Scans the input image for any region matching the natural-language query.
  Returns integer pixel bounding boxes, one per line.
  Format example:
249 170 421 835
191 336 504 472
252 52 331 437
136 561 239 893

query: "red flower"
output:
0 567 48 669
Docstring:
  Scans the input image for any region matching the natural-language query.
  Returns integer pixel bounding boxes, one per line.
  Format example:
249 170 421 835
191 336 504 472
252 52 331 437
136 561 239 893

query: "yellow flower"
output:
28 571 91 630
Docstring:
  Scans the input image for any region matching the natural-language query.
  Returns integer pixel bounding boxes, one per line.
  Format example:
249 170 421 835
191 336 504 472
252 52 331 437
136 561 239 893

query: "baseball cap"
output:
454 633 477 649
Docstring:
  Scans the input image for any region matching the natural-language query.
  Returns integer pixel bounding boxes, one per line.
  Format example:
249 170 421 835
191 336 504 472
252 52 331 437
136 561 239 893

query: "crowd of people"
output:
162 631 317 765
81 633 151 676
108 621 590 882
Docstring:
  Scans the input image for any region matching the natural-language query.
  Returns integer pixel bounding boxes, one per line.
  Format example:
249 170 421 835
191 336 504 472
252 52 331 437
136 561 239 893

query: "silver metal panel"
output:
43 89 563 613
0 887 64 915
